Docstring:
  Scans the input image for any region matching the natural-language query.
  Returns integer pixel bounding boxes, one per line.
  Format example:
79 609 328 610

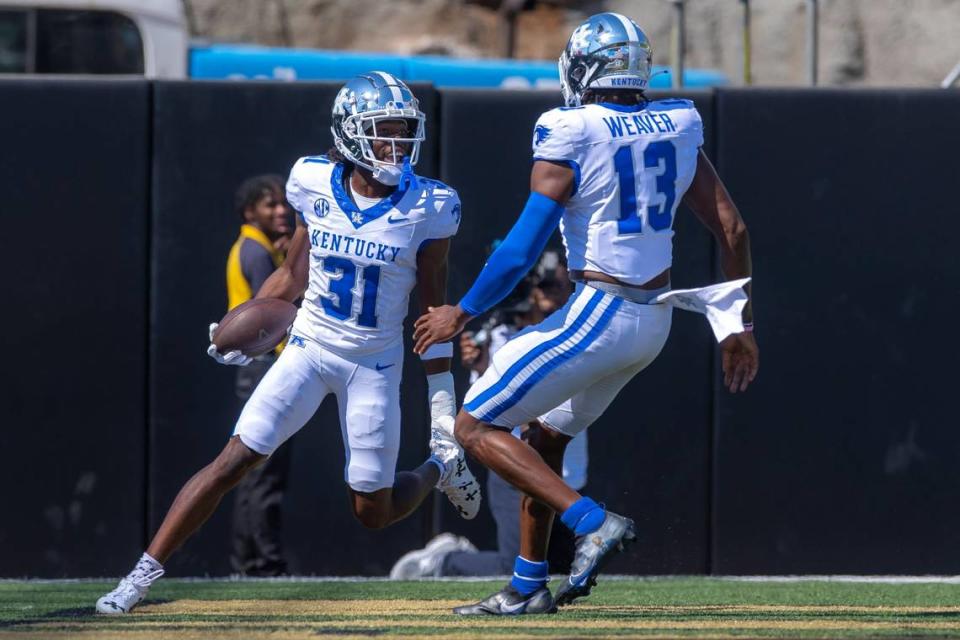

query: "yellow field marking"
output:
138 598 462 615
0 633 746 640
12 616 960 631
8 599 960 640
136 598 960 617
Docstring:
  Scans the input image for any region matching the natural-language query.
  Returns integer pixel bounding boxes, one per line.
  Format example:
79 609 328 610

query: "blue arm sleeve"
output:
459 192 564 317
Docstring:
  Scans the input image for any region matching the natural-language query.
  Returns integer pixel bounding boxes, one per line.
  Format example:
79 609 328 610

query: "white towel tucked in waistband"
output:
651 277 751 342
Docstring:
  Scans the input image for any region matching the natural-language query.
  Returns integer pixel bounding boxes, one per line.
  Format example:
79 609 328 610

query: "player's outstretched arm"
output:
682 150 759 393
412 161 574 354
254 217 310 303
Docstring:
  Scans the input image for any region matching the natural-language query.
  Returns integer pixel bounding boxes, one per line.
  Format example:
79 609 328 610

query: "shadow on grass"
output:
0 599 173 628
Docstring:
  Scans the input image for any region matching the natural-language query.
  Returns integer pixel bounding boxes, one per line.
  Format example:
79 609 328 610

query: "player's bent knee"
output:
453 412 483 452
350 489 393 530
210 437 266 486
354 509 391 530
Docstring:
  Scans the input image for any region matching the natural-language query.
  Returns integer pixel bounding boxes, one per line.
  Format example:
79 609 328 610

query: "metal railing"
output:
942 59 960 88
669 0 821 87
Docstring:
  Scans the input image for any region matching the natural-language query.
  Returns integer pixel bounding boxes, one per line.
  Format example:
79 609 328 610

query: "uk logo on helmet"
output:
314 198 330 217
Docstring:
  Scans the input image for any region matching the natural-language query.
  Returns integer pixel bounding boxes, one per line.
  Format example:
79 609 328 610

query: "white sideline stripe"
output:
721 575 960 584
8 575 960 584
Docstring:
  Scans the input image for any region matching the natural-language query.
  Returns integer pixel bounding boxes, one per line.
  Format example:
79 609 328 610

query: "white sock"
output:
129 552 164 586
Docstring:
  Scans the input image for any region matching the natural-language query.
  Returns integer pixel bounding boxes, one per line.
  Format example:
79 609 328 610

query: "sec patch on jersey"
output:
212 298 297 357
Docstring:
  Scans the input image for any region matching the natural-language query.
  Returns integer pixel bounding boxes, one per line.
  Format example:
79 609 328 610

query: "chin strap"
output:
368 157 418 189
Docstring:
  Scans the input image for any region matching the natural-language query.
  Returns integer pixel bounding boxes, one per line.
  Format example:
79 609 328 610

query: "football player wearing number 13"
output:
96 72 480 614
414 13 759 615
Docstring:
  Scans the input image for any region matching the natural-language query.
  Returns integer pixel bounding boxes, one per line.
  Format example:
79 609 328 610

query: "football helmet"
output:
559 12 653 107
331 71 425 185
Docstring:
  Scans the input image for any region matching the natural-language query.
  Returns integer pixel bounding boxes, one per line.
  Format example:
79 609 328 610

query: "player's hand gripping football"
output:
206 323 252 367
413 305 471 355
720 331 759 393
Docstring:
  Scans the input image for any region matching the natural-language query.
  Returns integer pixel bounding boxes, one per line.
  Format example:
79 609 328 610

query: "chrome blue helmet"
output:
559 12 653 107
331 71 425 184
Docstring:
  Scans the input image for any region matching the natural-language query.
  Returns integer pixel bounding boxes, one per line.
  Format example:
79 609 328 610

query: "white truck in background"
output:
0 0 186 77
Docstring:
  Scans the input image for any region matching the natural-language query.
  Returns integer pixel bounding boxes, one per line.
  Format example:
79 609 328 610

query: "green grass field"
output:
3 577 960 638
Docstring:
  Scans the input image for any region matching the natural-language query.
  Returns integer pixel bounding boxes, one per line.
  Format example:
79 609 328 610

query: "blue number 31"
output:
321 257 381 328
615 140 678 234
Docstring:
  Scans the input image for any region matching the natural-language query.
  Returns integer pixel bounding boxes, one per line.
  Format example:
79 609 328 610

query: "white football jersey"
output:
531 99 704 285
286 156 461 355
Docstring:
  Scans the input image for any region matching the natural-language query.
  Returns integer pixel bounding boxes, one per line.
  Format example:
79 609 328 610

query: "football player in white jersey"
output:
96 72 480 614
414 13 759 614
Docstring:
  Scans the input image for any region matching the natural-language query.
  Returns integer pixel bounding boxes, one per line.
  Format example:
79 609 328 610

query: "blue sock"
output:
509 556 548 596
560 496 606 536
426 455 446 478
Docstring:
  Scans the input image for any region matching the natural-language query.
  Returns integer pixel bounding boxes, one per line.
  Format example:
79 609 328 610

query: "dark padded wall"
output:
11 81 958 577
712 89 960 574
150 81 437 576
0 80 149 576
437 89 717 573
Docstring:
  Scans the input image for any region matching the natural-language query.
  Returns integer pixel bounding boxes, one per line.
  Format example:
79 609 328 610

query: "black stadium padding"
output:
7 80 960 578
437 89 718 573
0 79 150 577
149 81 438 576
711 89 960 574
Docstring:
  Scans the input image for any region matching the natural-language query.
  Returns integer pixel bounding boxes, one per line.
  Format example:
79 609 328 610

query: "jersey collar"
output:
598 101 645 113
331 163 410 229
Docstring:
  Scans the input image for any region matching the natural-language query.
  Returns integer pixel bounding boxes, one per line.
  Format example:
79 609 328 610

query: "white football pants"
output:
464 282 672 437
233 335 403 493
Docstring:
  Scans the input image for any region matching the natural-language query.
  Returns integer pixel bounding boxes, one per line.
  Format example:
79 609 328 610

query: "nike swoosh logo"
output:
387 215 406 224
500 600 528 614
375 363 395 371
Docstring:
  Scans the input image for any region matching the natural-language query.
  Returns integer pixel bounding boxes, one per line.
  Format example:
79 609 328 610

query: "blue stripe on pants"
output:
477 297 623 423
464 289 605 416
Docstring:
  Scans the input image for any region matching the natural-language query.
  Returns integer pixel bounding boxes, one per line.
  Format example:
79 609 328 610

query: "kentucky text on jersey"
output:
310 229 402 263
602 112 677 138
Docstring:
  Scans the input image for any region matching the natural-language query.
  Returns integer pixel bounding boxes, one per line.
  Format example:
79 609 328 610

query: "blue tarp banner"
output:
189 45 727 88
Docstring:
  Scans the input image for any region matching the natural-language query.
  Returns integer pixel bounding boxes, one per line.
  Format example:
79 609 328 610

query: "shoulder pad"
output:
533 107 586 157
290 155 335 192
649 98 695 109
646 99 702 135
537 106 587 133
417 176 458 202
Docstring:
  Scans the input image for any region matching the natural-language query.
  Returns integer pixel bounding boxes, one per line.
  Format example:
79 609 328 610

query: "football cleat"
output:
95 560 164 615
430 417 482 520
554 511 636 606
389 532 477 580
454 584 557 616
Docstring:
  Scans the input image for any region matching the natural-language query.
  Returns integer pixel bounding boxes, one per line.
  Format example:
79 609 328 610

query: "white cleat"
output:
389 532 477 580
430 416 482 520
95 558 164 614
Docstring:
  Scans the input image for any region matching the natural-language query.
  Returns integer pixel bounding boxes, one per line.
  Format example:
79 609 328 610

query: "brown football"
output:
212 298 298 357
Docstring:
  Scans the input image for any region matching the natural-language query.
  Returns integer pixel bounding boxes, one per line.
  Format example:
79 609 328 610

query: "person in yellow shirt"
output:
227 175 293 313
225 174 295 576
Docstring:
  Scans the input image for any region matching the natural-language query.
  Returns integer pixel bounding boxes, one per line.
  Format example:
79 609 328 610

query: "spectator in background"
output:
226 174 295 576
390 250 587 578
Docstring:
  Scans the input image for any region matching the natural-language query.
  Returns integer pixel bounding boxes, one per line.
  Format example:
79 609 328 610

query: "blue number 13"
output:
615 140 678 234
321 257 381 328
